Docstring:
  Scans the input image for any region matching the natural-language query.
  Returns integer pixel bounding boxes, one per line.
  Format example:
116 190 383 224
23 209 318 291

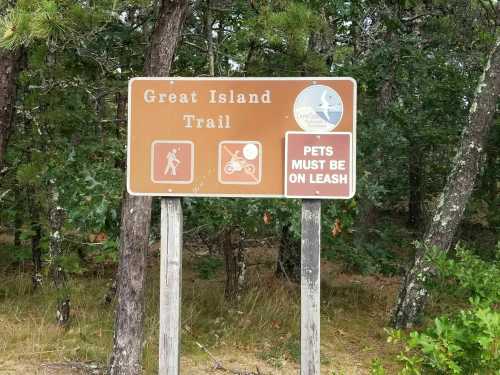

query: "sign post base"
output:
300 199 321 375
159 198 183 374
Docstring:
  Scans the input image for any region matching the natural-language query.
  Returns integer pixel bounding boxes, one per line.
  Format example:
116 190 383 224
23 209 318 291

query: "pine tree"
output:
108 2 189 374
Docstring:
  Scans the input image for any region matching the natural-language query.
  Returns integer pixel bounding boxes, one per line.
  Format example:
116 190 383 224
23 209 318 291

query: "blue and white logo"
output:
293 84 343 131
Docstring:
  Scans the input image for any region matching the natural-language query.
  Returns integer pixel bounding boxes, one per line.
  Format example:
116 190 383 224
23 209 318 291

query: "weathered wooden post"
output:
159 198 183 374
301 200 321 374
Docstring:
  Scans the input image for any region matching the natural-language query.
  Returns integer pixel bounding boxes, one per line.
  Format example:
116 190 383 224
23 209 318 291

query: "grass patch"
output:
0 250 402 374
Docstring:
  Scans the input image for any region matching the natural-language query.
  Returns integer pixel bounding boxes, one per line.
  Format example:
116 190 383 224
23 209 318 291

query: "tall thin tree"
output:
391 35 500 329
0 47 21 172
108 2 189 375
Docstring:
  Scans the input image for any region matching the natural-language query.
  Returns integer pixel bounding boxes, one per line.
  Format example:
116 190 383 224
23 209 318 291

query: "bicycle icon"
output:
219 141 261 185
223 149 256 175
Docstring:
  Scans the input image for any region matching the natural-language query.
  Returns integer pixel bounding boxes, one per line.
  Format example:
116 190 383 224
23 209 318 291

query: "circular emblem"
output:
293 84 343 131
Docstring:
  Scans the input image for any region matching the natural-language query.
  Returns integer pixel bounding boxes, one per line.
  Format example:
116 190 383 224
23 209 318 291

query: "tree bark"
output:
48 185 68 325
29 190 43 290
108 2 188 374
206 0 215 76
31 222 42 288
144 0 188 77
391 36 500 329
108 190 152 375
0 47 22 171
275 223 301 283
307 8 336 72
223 226 246 301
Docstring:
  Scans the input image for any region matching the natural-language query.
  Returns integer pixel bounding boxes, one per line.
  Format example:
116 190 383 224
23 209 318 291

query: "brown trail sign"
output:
127 77 356 375
127 78 356 197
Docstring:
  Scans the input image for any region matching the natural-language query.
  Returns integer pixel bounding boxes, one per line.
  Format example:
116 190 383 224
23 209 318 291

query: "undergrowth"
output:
0 252 401 374
373 244 500 375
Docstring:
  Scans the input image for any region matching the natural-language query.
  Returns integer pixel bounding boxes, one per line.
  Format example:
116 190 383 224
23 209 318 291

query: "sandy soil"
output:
0 353 367 375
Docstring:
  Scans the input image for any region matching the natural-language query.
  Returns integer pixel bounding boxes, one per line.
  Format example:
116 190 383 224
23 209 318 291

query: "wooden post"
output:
301 199 321 375
159 198 183 374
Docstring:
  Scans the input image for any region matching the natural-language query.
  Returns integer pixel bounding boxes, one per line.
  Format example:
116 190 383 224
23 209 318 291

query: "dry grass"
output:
0 245 402 374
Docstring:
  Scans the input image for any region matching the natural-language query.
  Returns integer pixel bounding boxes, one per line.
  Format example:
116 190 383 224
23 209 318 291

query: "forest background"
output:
0 0 499 374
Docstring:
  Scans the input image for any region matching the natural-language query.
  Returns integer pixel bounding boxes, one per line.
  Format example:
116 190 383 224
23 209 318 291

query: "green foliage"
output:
91 239 119 264
431 245 500 305
16 162 44 186
0 244 32 264
0 0 67 49
370 359 388 375
0 0 495 272
261 2 319 57
58 253 85 275
194 256 223 280
324 215 410 275
389 306 500 374
376 245 500 374
325 240 400 275
0 6 31 48
184 197 270 239
0 0 498 337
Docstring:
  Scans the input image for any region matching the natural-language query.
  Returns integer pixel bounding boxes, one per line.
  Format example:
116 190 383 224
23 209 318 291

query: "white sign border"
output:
284 131 356 199
127 77 357 198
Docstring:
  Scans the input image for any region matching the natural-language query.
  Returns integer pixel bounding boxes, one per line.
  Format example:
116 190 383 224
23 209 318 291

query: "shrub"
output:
194 256 223 280
392 305 500 374
373 244 500 374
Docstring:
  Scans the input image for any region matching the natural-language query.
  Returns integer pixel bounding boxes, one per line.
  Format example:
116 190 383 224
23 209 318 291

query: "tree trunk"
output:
307 9 336 72
108 2 188 374
144 1 188 77
48 185 68 325
31 222 42 288
223 226 246 301
29 191 43 290
275 223 301 283
391 37 500 329
108 192 152 375
243 40 257 76
22 115 43 290
0 47 22 171
206 0 215 76
103 279 118 305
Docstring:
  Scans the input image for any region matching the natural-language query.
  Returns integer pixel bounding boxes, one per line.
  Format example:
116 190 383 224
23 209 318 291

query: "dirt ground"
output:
0 351 370 375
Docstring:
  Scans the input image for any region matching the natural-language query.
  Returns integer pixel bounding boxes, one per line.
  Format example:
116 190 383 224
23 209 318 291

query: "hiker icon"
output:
164 148 181 176
151 141 194 184
219 141 261 185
